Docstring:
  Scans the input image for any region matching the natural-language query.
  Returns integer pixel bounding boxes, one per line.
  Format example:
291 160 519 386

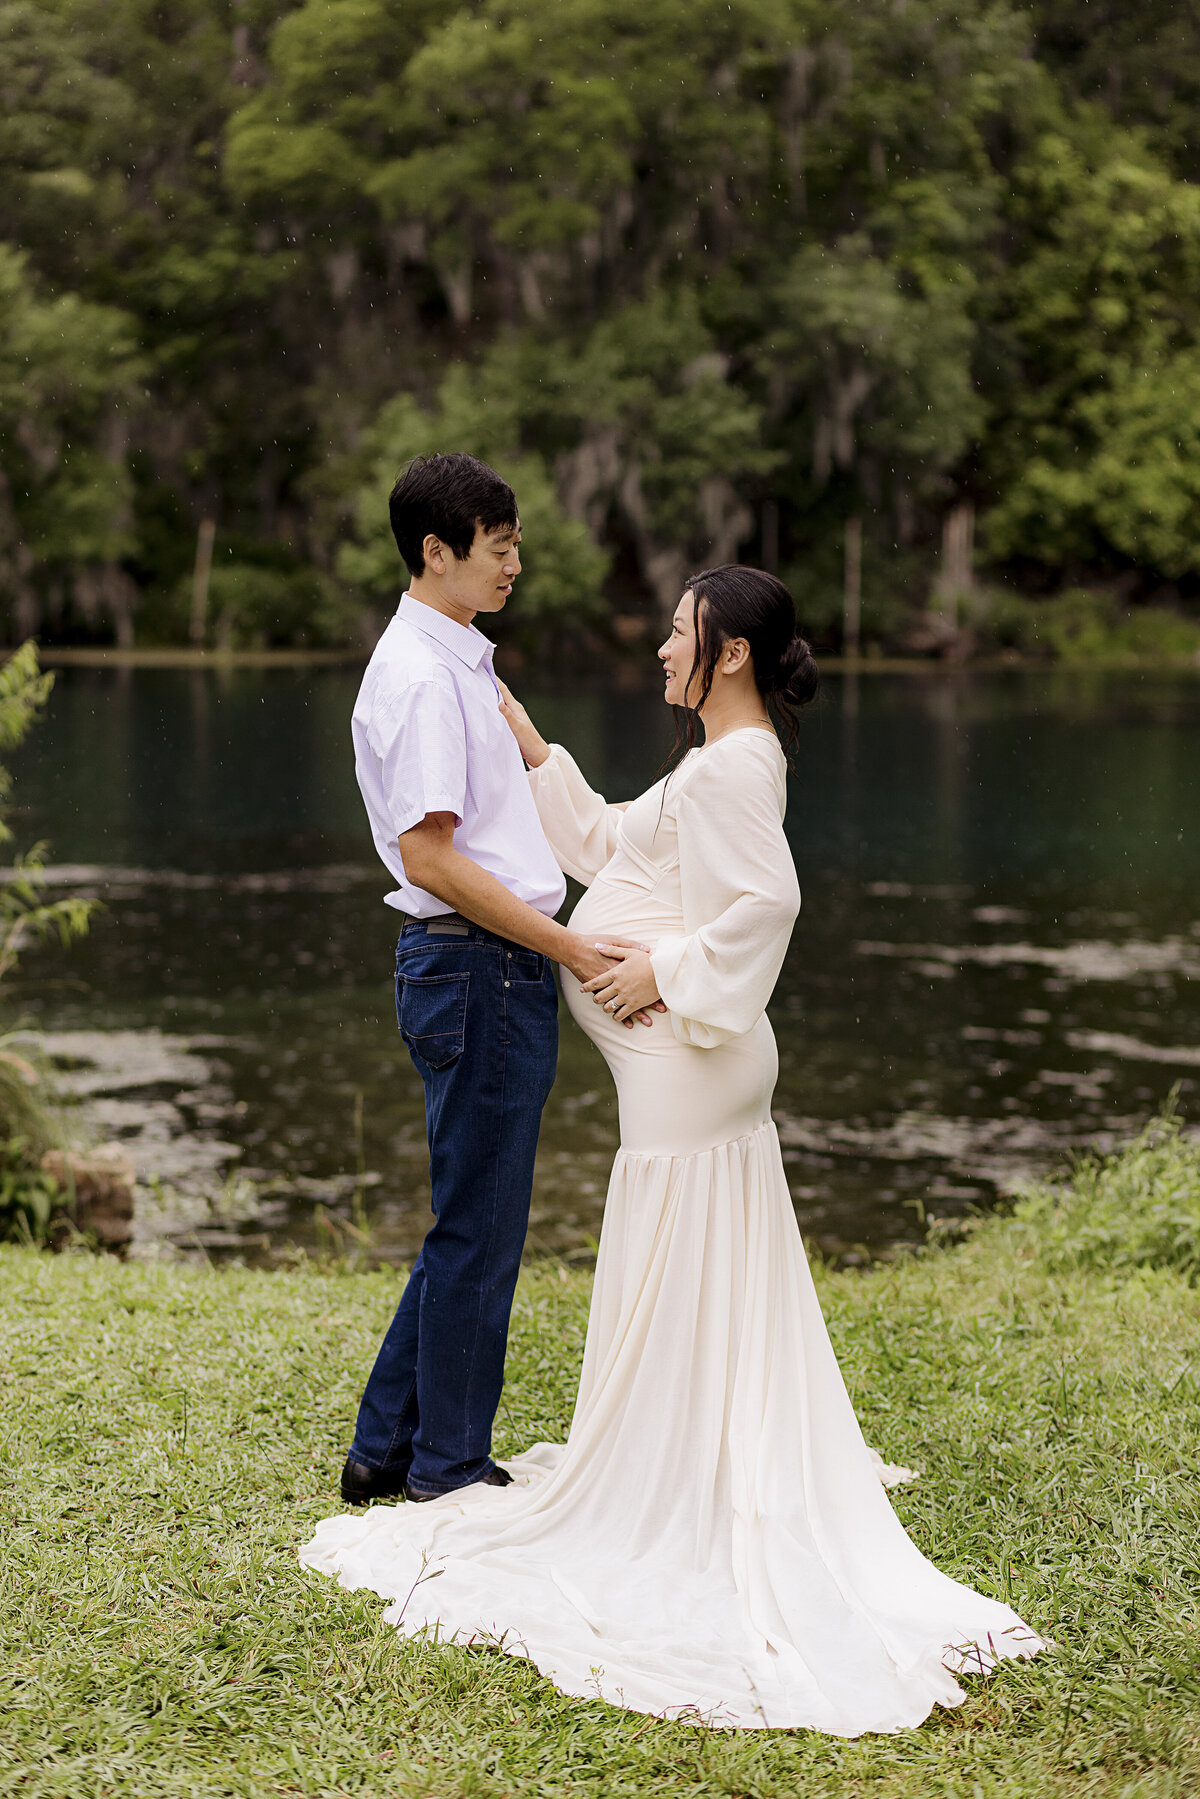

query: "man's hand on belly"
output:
399 813 663 1026
582 946 664 1027
563 935 666 1027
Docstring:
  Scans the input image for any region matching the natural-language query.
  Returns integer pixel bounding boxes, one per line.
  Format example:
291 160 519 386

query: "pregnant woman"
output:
301 565 1041 1734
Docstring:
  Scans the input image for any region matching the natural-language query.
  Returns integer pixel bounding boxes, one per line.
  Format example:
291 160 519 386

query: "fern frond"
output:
0 642 53 755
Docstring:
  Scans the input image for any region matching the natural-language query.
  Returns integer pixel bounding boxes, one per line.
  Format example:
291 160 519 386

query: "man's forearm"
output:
409 843 575 960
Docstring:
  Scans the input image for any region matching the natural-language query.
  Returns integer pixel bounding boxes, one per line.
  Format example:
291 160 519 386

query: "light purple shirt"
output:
352 594 567 919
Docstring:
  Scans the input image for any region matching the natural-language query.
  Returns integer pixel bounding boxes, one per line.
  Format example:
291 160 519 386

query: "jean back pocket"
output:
397 971 469 1070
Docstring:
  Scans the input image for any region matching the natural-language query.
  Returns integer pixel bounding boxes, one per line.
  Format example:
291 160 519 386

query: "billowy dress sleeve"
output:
527 744 630 886
650 736 800 1048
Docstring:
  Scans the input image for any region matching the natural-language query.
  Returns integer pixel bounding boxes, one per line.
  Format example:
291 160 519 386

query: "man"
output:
342 451 633 1504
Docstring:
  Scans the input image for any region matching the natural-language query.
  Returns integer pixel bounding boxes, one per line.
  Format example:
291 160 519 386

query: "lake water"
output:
9 661 1200 1264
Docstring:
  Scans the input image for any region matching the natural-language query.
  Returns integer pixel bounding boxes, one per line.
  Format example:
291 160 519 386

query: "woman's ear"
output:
722 636 751 674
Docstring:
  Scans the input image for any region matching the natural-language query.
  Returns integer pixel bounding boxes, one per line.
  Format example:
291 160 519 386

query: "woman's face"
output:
658 591 698 707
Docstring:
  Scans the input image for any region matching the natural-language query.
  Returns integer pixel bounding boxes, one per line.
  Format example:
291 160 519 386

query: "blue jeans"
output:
350 918 559 1495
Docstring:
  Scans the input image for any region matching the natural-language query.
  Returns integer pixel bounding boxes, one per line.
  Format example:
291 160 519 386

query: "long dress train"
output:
299 730 1042 1733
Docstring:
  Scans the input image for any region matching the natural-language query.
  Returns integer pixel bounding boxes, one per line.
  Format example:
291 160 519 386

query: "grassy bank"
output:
2 1125 1199 1798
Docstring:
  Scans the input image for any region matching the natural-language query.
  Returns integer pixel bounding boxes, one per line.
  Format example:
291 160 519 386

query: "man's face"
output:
434 520 522 617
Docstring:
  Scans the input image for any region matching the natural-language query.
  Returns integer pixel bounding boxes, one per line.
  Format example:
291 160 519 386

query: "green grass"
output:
3 1124 1200 1797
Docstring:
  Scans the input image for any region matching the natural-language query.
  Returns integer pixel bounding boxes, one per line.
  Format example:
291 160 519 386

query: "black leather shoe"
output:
405 1465 513 1504
340 1456 410 1505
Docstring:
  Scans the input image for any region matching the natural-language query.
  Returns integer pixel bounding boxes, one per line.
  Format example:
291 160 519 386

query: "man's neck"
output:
407 579 475 630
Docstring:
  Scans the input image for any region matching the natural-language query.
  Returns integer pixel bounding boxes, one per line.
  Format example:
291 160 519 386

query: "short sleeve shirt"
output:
351 594 567 918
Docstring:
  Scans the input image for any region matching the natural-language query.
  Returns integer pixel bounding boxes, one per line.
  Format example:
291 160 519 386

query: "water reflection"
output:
9 663 1200 1264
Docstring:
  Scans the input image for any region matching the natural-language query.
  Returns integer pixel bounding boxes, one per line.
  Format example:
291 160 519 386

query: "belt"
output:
399 910 473 935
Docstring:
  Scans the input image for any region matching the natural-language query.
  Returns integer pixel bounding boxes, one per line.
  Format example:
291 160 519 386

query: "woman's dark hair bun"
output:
771 633 820 708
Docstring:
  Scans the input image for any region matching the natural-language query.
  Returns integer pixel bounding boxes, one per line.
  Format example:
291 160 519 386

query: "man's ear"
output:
423 533 446 573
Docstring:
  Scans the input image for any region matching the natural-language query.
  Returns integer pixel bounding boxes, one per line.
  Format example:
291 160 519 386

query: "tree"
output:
0 246 141 638
338 370 612 653
1 0 303 639
983 115 1200 588
5 0 1198 649
764 232 983 517
536 292 780 626
340 289 778 635
225 0 796 326
1028 0 1200 181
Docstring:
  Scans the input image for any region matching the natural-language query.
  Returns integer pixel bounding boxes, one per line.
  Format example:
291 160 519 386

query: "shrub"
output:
157 558 361 649
0 644 94 1238
1008 1102 1200 1279
979 587 1200 661
0 1135 64 1245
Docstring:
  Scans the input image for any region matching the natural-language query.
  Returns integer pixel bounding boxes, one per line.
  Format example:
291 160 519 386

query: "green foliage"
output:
985 118 1200 584
568 290 779 551
980 587 1200 663
0 1131 63 1243
785 244 977 472
0 636 50 771
164 557 360 651
1008 1103 1200 1280
0 0 299 640
339 372 612 647
1029 0 1200 180
340 288 786 635
225 0 788 281
0 847 94 988
0 1037 54 1155
0 244 140 630
0 642 96 985
5 1 1200 648
783 535 928 646
0 642 92 1221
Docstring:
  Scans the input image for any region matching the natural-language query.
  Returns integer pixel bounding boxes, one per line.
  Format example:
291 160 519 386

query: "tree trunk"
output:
190 518 216 647
761 500 779 572
935 501 975 625
843 515 862 657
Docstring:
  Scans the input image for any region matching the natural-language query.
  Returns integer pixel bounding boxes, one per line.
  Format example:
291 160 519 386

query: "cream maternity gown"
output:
300 729 1042 1733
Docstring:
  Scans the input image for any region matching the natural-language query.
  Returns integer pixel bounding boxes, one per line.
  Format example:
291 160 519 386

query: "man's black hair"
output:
388 452 519 577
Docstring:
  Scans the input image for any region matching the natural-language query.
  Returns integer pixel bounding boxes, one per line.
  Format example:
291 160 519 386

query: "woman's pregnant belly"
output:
564 876 778 1158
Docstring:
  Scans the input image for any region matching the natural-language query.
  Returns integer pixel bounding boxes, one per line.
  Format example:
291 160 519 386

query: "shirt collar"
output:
398 593 493 670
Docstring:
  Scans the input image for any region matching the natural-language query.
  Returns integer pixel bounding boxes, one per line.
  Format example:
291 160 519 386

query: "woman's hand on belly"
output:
582 946 666 1027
